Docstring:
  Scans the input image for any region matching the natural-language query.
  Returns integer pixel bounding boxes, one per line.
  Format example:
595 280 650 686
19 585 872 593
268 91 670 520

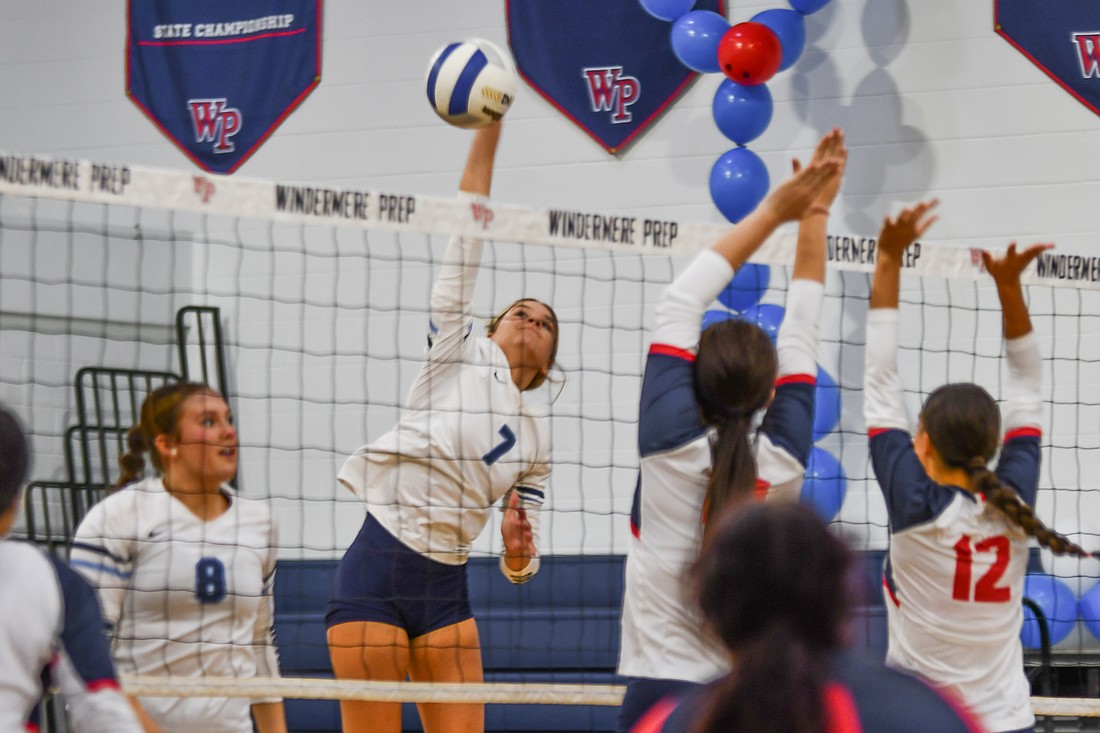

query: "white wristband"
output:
499 553 540 585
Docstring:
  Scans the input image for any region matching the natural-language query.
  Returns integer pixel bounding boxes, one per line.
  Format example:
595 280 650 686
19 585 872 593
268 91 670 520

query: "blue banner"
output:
507 0 724 154
127 0 322 174
996 0 1100 118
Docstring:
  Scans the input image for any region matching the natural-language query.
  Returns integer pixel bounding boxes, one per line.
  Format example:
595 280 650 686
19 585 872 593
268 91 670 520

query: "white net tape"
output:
122 676 1100 716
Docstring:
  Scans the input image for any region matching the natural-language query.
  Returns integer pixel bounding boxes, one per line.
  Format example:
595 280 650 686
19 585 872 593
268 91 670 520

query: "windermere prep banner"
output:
127 0 322 174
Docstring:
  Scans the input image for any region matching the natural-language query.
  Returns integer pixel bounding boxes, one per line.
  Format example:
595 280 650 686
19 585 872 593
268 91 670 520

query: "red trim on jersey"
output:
630 518 640 540
26 724 40 733
925 682 987 733
823 683 863 733
630 696 679 733
867 427 893 438
1004 426 1041 442
776 373 816 386
86 678 122 693
649 343 695 361
754 478 770 501
882 576 900 608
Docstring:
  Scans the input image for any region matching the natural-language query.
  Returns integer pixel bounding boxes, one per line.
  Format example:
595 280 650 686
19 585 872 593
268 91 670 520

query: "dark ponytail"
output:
693 502 851 733
921 384 1096 559
694 319 777 529
114 381 216 491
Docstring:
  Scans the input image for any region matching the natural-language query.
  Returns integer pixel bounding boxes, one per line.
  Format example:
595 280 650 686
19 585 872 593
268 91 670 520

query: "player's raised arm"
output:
791 128 846 285
981 242 1050 340
869 199 938 311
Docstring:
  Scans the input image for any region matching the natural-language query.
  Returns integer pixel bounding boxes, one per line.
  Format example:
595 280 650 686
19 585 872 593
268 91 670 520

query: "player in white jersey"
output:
617 130 847 733
865 201 1097 733
0 405 142 733
631 502 986 733
327 120 560 733
70 382 286 733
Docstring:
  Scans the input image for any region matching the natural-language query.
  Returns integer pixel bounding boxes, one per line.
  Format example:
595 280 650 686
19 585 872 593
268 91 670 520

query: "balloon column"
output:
640 0 831 223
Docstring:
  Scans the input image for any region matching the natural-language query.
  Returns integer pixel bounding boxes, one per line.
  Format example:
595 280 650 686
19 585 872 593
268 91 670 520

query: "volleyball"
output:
425 39 517 129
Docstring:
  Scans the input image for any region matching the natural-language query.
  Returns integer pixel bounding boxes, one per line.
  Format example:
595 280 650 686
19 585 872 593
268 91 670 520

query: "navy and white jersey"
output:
70 477 281 733
339 198 550 580
630 652 987 733
865 307 1041 733
0 539 140 733
618 249 822 682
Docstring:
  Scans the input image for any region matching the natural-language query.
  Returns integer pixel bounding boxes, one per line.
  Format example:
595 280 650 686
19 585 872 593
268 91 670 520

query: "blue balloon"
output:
1081 582 1100 642
788 0 831 15
814 366 841 440
712 79 773 145
717 263 770 311
738 303 784 343
801 446 846 522
710 147 770 224
1021 574 1077 648
670 10 729 73
701 308 735 331
751 9 806 71
639 0 696 22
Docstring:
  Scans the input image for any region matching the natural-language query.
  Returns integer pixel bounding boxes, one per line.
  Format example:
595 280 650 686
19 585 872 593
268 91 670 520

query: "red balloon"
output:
717 22 782 86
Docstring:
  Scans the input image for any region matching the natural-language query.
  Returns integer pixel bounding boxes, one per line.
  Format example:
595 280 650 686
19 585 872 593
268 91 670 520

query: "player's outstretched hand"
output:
763 156 843 224
981 242 1052 288
877 199 939 262
501 490 535 565
792 128 848 212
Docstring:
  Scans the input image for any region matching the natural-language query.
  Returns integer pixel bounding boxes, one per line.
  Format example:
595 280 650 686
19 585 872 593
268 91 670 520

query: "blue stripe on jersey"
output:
869 429 967 533
516 486 545 503
629 474 641 538
50 556 121 687
996 434 1041 507
70 559 133 580
758 381 815 466
638 351 707 457
70 541 127 566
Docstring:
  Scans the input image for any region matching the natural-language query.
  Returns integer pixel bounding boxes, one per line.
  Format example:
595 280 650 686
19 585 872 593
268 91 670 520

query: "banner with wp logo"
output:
507 0 723 154
996 0 1100 119
127 0 322 174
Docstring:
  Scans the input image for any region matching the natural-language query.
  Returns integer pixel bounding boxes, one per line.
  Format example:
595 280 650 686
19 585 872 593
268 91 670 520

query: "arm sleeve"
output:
775 279 824 379
651 249 735 351
69 500 134 632
863 308 910 432
427 191 486 360
754 278 824 486
49 558 143 733
1002 331 1042 434
250 518 282 704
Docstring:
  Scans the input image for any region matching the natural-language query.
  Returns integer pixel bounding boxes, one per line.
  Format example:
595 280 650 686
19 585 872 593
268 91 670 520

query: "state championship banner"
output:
996 0 1100 118
127 0 322 174
507 0 724 154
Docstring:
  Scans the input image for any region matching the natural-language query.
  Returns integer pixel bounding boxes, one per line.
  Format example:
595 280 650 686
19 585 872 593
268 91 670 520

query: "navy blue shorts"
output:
326 514 473 639
617 678 702 733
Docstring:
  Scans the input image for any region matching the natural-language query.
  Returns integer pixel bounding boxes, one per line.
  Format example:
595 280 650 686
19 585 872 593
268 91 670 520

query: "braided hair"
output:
114 382 217 491
921 383 1096 559
694 318 777 532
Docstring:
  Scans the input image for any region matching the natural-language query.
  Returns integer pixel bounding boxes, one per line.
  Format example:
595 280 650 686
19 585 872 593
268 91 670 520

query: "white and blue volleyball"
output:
425 39 517 129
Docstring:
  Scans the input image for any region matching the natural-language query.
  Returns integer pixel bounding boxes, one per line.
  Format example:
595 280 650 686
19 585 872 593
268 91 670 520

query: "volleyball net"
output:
2 151 1100 728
